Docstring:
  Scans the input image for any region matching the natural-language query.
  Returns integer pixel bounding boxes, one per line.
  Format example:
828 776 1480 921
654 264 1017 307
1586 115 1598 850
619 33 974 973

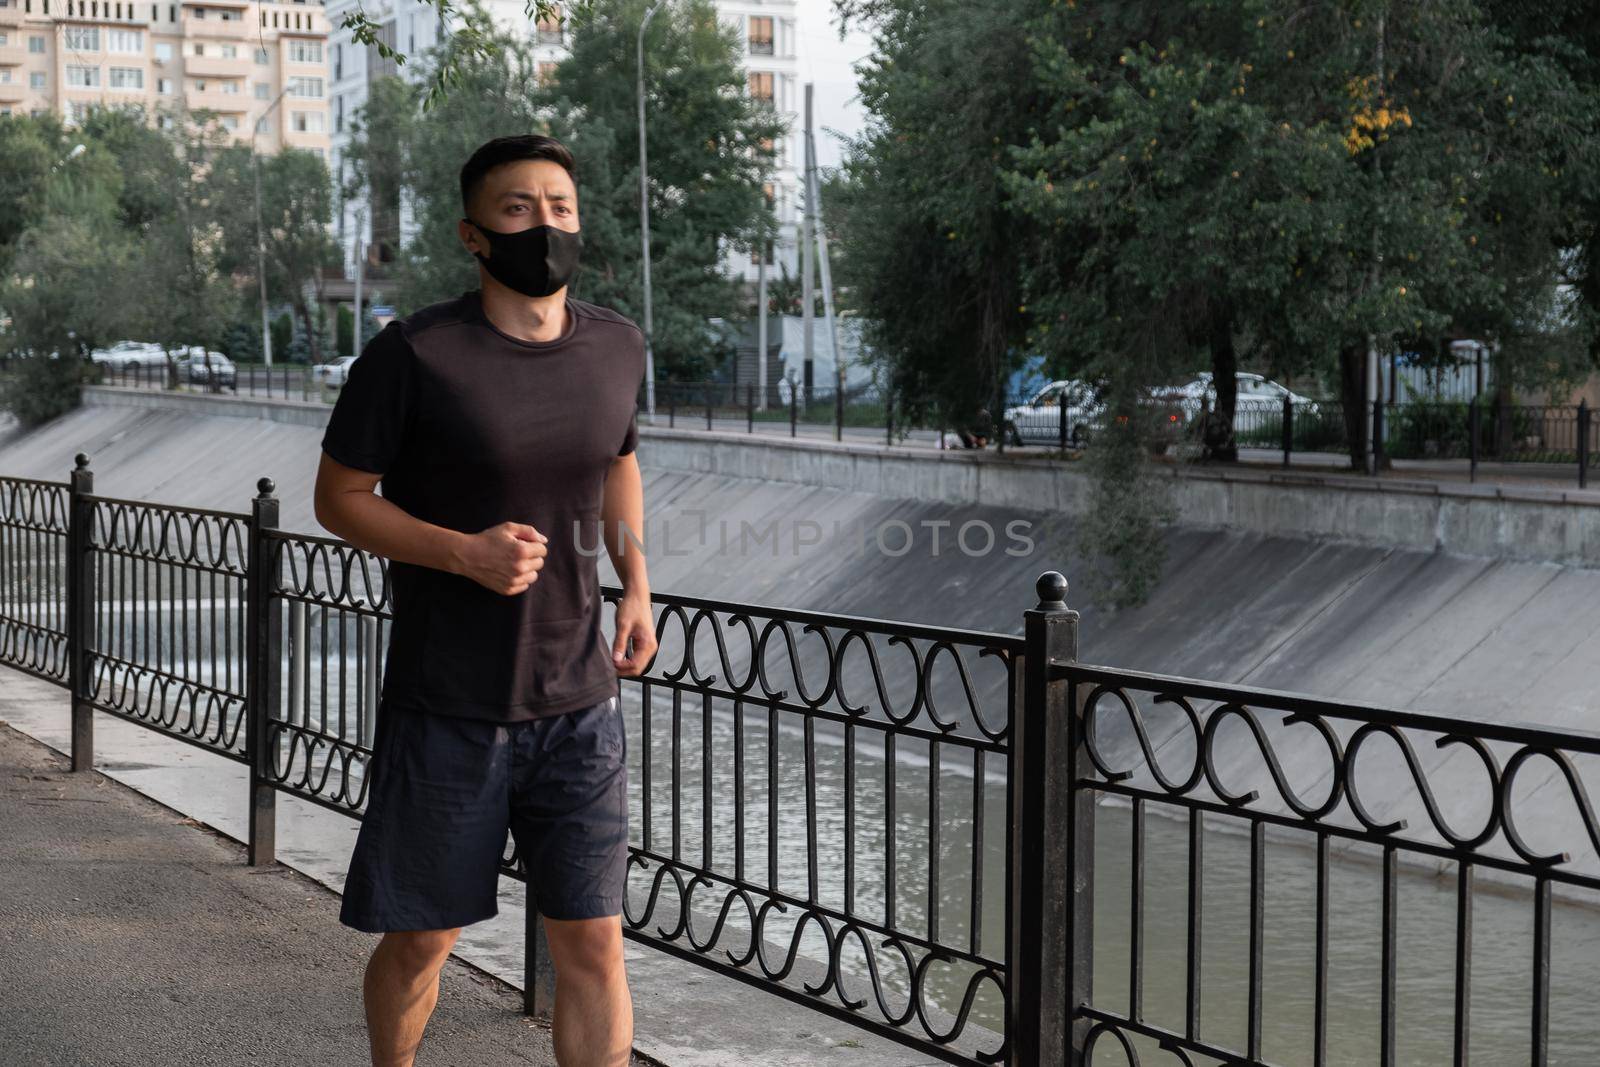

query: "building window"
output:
535 3 561 44
291 109 322 132
536 60 557 86
288 75 322 98
748 71 773 104
29 35 46 53
254 81 268 99
0 34 7 47
334 93 343 130
68 100 90 124
220 114 239 129
310 146 324 160
67 64 101 88
220 44 237 58
30 71 46 88
748 15 773 55
157 76 172 93
154 41 172 60
289 40 321 63
63 26 100 51
255 47 269 64
332 42 341 80
109 66 144 89
107 28 142 53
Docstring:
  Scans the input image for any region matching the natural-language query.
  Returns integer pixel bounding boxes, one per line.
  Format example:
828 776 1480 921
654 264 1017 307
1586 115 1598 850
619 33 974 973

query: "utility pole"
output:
807 117 842 428
637 0 665 421
252 83 293 368
352 206 366 361
756 236 768 412
801 83 815 402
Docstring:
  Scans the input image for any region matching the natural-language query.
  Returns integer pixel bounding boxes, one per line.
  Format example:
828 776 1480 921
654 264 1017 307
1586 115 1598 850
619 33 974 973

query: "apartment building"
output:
0 0 330 158
322 0 808 283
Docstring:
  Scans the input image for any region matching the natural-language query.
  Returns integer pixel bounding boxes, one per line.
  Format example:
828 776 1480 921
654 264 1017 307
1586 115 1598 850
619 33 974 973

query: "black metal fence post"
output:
1372 399 1385 473
790 380 798 437
524 888 558 1018
705 386 713 431
1282 395 1293 468
1469 398 1480 483
668 385 676 428
1009 571 1081 1066
246 477 281 867
747 383 755 434
67 454 94 773
835 383 844 443
885 387 893 447
1578 400 1590 490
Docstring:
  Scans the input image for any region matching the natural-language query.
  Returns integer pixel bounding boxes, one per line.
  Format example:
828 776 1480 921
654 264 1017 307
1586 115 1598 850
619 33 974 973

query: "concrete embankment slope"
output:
3 386 1598 737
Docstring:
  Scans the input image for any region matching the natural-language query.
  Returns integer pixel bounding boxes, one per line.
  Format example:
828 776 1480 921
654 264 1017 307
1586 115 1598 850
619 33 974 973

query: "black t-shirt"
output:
320 288 645 722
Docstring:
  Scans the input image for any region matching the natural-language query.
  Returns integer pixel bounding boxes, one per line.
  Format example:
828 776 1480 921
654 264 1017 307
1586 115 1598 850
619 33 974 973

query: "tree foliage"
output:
346 0 782 377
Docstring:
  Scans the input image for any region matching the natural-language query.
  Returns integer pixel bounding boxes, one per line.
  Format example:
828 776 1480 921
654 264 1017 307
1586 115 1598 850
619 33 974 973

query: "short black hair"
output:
459 134 577 216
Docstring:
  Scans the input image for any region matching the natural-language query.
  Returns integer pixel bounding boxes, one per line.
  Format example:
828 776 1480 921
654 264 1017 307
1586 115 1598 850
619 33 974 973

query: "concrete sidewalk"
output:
0 720 653 1067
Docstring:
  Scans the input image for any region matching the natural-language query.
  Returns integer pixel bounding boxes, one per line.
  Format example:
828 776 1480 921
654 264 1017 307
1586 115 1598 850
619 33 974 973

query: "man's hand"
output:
611 592 657 677
451 522 549 595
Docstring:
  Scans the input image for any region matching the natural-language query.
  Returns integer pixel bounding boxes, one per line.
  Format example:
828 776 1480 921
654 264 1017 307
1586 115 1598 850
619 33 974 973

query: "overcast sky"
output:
792 0 874 171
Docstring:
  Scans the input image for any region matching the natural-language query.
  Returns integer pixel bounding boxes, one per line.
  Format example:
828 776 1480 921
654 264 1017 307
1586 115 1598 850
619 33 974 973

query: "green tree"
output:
831 0 1041 438
1006 0 1599 470
345 0 782 378
212 145 341 364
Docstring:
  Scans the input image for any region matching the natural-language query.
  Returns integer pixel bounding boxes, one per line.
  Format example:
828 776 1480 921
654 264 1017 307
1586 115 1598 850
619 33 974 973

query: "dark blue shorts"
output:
339 694 629 932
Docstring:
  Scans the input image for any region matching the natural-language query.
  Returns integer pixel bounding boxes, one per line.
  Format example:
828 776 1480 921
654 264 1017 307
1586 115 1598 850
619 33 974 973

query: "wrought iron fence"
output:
4 459 1599 1065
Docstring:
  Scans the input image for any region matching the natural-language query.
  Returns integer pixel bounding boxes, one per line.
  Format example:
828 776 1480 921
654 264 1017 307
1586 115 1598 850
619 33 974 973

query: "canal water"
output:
633 700 1600 1065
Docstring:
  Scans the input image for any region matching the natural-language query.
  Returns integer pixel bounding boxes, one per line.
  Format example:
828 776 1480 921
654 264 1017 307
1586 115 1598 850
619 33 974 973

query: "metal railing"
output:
3 458 1599 1064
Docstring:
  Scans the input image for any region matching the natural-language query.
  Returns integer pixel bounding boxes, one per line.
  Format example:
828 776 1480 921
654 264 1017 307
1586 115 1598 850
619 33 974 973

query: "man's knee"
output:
543 915 624 985
379 928 462 977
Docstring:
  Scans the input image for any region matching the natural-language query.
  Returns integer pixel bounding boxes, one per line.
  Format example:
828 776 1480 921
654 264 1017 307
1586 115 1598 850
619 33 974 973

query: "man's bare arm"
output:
313 451 547 596
600 451 648 600
601 450 655 675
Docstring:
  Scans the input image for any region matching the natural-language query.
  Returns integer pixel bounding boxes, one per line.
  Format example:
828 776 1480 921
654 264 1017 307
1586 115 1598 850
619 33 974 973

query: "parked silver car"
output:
1161 371 1322 419
176 349 236 387
312 356 357 387
1002 379 1103 446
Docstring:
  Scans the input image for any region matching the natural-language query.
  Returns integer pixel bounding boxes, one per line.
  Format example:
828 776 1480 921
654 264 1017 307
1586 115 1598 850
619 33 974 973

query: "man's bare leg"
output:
362 927 463 1067
544 914 632 1067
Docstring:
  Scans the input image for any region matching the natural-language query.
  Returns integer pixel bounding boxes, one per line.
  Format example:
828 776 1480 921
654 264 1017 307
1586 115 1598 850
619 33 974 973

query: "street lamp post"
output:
252 84 294 368
637 0 664 421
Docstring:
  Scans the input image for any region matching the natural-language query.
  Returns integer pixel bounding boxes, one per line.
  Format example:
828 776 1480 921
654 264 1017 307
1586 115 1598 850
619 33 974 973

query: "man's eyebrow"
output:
500 190 574 203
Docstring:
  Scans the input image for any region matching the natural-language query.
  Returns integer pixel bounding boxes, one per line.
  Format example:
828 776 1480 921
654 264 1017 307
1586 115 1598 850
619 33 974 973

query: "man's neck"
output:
478 279 568 343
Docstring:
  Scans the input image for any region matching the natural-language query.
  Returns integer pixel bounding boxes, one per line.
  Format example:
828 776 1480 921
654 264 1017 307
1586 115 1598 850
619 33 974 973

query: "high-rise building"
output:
0 0 331 157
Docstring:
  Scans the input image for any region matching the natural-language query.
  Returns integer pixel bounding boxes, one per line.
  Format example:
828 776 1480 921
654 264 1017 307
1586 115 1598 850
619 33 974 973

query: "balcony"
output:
0 42 25 66
184 54 250 78
182 18 251 39
184 88 249 113
0 80 27 103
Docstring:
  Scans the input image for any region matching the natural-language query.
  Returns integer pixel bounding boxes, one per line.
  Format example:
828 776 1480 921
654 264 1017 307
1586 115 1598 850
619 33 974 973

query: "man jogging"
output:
313 133 656 1067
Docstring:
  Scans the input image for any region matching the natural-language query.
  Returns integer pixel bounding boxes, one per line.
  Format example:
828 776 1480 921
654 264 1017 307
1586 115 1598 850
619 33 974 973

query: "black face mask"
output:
463 217 583 298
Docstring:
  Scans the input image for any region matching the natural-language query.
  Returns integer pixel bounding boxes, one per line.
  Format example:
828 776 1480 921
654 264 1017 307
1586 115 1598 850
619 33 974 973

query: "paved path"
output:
0 720 656 1067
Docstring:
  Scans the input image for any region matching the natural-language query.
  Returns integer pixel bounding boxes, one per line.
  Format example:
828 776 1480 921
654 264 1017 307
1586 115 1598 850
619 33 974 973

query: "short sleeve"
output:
617 401 638 456
320 322 416 475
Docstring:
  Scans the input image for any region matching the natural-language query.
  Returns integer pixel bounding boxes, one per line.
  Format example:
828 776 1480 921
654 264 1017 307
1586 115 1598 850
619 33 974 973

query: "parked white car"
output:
90 341 167 367
1163 372 1321 418
1002 379 1104 446
312 356 357 387
176 349 236 386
